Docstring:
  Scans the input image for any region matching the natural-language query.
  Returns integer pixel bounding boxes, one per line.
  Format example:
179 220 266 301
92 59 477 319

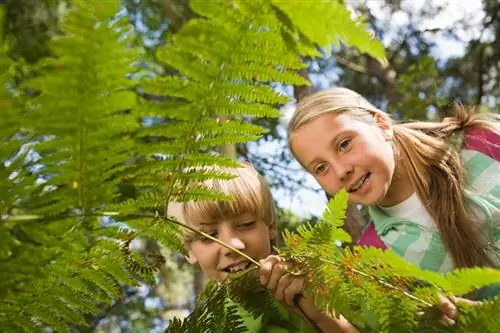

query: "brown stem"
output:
162 214 261 267
317 257 433 307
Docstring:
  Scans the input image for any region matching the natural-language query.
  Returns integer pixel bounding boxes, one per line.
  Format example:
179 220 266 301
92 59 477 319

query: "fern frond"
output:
24 0 139 218
0 2 150 331
270 0 387 61
377 292 418 332
165 281 246 333
274 186 500 332
224 272 290 326
457 298 500 332
445 267 500 296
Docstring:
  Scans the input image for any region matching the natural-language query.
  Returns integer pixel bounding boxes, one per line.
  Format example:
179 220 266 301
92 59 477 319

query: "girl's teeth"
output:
353 174 368 190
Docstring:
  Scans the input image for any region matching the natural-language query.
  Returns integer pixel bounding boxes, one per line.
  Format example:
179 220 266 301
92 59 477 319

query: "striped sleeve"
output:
376 222 454 273
369 126 500 274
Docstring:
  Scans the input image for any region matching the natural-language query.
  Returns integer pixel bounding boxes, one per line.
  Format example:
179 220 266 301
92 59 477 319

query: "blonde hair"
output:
288 87 499 269
166 162 277 245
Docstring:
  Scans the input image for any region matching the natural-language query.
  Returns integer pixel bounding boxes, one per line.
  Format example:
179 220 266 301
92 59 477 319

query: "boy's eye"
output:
199 231 217 243
338 138 351 152
314 163 328 175
238 221 256 229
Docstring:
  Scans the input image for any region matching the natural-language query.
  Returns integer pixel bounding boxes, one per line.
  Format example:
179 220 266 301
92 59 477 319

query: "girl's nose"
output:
332 161 353 182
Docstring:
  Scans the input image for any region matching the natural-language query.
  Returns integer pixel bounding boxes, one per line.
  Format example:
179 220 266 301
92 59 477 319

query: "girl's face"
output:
186 213 275 282
290 112 406 206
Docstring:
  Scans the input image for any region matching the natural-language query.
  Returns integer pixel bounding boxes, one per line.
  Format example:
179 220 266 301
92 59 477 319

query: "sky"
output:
267 0 485 218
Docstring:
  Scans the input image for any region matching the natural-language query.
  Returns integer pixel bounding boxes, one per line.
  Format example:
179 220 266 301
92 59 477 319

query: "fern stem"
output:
163 216 261 267
318 257 433 307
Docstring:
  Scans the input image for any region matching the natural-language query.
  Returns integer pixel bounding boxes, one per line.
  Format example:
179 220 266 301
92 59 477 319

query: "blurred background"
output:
2 0 499 331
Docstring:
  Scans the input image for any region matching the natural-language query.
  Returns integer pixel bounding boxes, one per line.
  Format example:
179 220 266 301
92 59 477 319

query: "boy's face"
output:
186 213 275 282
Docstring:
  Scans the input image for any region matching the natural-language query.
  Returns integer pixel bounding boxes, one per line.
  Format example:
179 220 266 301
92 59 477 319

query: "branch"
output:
333 54 367 73
316 257 433 307
476 44 485 106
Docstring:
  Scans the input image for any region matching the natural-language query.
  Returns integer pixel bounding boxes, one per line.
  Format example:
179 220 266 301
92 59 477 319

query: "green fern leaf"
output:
271 0 386 61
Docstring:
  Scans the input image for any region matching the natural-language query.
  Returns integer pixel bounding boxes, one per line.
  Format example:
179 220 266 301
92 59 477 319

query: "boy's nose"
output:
220 232 246 255
227 237 245 249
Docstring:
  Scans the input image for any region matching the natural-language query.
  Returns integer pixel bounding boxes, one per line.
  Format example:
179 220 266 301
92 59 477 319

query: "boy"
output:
167 162 355 333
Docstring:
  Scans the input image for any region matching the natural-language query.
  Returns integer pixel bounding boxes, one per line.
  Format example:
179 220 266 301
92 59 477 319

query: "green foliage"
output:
280 190 500 332
0 1 154 332
166 281 247 333
224 271 291 328
393 56 448 120
0 0 407 332
179 190 500 333
271 0 386 61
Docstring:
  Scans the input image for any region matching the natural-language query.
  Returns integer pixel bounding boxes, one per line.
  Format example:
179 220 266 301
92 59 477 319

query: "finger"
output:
259 255 281 286
439 315 456 327
438 294 458 321
266 261 293 294
450 296 481 306
275 272 295 303
283 277 306 307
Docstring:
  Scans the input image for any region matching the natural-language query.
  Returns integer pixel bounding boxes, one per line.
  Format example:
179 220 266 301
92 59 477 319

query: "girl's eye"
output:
314 163 328 175
338 138 351 152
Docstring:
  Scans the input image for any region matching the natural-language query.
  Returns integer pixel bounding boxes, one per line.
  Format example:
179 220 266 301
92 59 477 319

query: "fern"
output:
181 189 500 332
166 281 247 333
117 0 318 254
224 272 291 329
0 1 149 332
3 0 471 332
270 0 386 60
274 189 500 332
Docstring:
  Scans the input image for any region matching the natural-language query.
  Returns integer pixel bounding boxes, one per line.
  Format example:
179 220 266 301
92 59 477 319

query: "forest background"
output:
1 0 499 332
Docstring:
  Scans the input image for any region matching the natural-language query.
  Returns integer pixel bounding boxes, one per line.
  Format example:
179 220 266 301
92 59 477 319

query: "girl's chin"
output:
348 192 382 206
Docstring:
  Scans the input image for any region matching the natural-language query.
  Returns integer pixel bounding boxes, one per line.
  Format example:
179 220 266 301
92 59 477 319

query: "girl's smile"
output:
290 112 413 206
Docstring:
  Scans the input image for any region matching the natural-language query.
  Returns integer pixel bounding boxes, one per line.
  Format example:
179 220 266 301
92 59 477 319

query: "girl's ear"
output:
374 112 393 140
185 249 198 264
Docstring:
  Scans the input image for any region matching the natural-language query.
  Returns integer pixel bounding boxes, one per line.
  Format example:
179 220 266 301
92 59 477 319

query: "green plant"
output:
168 190 500 332
10 1 495 333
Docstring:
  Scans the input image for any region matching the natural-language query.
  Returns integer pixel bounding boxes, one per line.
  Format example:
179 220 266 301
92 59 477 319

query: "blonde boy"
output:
167 162 355 333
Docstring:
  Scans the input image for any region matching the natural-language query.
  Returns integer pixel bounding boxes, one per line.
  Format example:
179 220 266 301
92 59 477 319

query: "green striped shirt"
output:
368 145 500 274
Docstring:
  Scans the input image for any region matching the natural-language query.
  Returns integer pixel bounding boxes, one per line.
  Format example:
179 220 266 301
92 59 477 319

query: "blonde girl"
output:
286 87 500 300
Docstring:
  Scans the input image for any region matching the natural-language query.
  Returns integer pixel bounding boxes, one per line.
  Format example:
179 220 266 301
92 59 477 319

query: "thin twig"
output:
318 257 433 307
157 214 261 267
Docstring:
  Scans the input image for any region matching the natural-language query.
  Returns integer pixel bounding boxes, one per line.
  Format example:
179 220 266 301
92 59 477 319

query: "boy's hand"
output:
437 294 482 326
258 255 306 312
259 255 358 333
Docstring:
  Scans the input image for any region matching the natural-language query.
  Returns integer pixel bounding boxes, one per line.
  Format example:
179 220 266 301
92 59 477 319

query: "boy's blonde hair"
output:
167 162 277 244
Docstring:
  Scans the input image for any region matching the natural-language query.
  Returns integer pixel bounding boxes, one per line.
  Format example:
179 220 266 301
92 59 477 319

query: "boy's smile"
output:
221 261 252 273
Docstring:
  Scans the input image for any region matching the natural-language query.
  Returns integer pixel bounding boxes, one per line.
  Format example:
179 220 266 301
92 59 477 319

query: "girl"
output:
168 162 356 333
286 87 500 299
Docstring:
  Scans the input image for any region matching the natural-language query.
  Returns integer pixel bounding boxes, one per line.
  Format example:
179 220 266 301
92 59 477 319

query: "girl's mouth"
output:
348 173 370 193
